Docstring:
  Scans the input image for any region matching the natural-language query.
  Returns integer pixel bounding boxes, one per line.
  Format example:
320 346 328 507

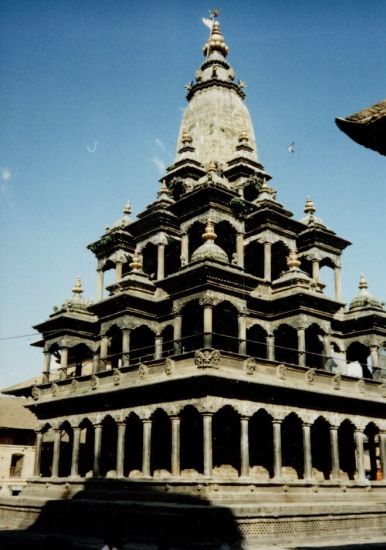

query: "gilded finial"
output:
238 131 249 143
72 276 83 296
129 248 142 271
287 249 301 270
202 219 217 241
304 196 316 215
359 273 368 290
207 160 217 172
203 15 229 58
158 179 169 197
123 201 132 216
181 130 192 145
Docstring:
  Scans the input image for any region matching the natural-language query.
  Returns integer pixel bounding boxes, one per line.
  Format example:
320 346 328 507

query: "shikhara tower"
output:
3 16 386 547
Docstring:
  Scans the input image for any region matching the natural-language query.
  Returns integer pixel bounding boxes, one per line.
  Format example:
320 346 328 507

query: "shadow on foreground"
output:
0 478 242 549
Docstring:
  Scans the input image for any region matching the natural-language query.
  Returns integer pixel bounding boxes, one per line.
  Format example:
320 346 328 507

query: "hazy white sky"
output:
1 0 385 388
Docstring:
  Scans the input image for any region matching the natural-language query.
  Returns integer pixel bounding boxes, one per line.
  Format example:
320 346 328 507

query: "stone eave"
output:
268 291 343 317
337 311 386 335
245 208 299 239
88 292 162 321
169 184 241 222
186 78 245 101
33 314 99 338
87 229 134 259
130 210 179 240
224 158 271 182
165 160 205 182
297 226 351 253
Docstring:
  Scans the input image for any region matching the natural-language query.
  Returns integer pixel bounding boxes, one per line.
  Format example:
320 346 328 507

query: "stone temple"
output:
2 16 386 548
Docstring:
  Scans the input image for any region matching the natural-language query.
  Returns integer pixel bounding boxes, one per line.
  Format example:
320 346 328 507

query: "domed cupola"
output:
348 274 384 312
190 219 229 264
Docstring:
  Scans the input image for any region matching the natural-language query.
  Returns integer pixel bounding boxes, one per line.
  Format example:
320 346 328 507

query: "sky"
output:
0 0 385 389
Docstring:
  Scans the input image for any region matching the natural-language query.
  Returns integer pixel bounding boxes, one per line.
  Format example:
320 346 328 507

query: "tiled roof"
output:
0 396 37 430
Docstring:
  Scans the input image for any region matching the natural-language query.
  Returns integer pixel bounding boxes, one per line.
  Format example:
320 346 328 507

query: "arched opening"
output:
300 256 312 278
212 301 238 352
244 242 264 278
249 409 273 479
311 417 331 480
100 416 117 477
124 413 143 477
165 239 180 276
67 343 93 378
282 413 303 479
181 300 203 351
105 325 122 370
347 342 371 378
338 420 356 480
130 326 155 364
188 221 205 260
271 241 290 281
58 421 73 478
213 406 240 478
40 425 54 477
151 409 171 476
161 325 174 358
319 258 336 298
180 405 203 476
305 324 324 369
274 324 298 365
169 178 186 201
244 180 260 202
78 419 94 478
142 242 158 279
246 325 267 359
215 221 236 262
364 422 381 481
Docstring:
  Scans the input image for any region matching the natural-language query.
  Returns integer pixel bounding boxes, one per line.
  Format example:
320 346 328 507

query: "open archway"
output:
274 324 298 365
213 406 240 477
212 301 239 352
151 409 171 476
246 325 267 359
282 413 303 479
311 417 331 480
181 300 203 351
249 409 273 479
180 405 203 476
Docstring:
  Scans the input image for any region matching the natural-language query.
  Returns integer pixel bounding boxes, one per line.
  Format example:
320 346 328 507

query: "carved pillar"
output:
302 422 312 481
51 428 61 478
115 262 123 282
171 416 181 477
312 259 320 282
323 333 332 365
267 334 275 362
236 233 244 268
116 421 126 477
42 351 51 383
181 233 189 266
33 430 43 477
93 424 102 477
155 335 163 360
330 425 340 480
240 416 250 477
100 336 109 370
238 314 247 355
60 346 69 377
355 429 366 483
370 346 379 370
122 328 131 368
264 241 272 282
71 427 81 477
92 353 100 374
97 269 104 301
157 244 165 280
334 266 342 302
142 419 152 477
379 432 386 481
297 328 306 368
173 314 182 353
203 305 213 348
273 419 282 480
203 413 213 477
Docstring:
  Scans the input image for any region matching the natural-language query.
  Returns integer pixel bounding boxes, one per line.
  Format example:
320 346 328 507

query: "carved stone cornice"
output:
180 209 244 233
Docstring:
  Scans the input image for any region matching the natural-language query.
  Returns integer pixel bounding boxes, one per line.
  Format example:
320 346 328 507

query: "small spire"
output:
287 249 301 270
304 196 316 215
72 276 84 296
123 201 132 216
202 219 217 241
157 179 169 197
359 273 368 290
129 248 142 271
203 14 229 58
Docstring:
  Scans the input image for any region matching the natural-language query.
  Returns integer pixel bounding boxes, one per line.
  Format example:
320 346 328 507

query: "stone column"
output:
100 336 109 371
51 428 61 478
93 424 102 477
302 422 312 481
236 233 244 268
203 413 213 477
97 269 104 301
323 333 332 366
157 244 165 280
203 305 213 348
33 430 43 477
312 259 320 282
155 335 163 360
330 425 340 480
297 328 306 368
42 351 51 384
334 266 342 302
240 416 250 477
115 262 123 282
171 416 181 477
379 432 386 481
181 234 189 266
264 241 272 282
116 422 126 477
267 334 275 361
92 353 100 374
173 314 182 353
60 346 69 378
355 429 366 483
122 328 131 368
71 427 81 477
238 314 247 355
273 420 282 480
142 419 152 477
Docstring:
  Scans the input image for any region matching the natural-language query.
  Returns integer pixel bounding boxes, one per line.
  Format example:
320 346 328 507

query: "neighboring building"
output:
0 397 36 497
2 17 386 547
